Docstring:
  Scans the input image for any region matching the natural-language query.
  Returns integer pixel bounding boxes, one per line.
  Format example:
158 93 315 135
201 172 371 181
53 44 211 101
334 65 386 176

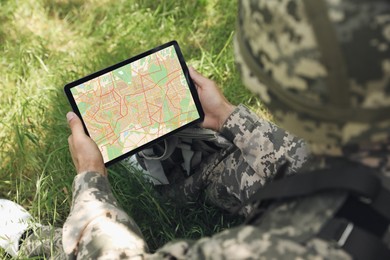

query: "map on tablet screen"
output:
65 42 203 165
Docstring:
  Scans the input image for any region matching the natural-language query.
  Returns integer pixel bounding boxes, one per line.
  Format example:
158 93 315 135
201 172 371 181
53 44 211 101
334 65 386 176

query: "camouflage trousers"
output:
20 225 66 259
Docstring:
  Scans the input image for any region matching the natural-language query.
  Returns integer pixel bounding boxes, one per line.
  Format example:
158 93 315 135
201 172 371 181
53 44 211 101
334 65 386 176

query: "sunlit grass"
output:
0 0 263 257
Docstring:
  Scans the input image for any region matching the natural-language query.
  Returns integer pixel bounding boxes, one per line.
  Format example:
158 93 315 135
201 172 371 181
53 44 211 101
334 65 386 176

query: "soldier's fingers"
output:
67 135 78 170
66 112 86 140
189 67 210 89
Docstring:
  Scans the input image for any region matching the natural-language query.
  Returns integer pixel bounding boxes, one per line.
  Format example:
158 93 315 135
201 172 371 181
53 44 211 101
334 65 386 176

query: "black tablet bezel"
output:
64 41 204 167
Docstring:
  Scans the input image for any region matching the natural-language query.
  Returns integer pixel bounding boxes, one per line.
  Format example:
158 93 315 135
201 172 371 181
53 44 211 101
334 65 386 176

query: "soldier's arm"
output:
64 112 148 258
63 171 147 258
190 68 310 179
220 105 309 177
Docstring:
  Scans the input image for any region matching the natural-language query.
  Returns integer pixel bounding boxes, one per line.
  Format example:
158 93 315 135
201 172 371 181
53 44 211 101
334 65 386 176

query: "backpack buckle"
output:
318 218 355 248
336 222 354 247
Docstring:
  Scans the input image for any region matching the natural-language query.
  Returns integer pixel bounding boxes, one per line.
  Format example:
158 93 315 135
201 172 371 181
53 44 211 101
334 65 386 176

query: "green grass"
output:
0 0 265 257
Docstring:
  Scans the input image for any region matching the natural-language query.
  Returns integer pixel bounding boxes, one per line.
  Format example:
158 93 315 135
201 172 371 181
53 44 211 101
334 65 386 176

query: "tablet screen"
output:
65 41 203 166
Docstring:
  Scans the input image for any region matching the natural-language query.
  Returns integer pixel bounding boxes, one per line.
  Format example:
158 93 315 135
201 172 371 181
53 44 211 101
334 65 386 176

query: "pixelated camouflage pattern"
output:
148 225 351 260
57 109 350 259
62 171 148 259
20 225 65 259
19 104 390 259
159 105 310 216
343 138 390 188
235 0 390 153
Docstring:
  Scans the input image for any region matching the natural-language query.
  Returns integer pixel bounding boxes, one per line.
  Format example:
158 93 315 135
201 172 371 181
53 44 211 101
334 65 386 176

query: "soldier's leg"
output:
0 199 65 259
20 225 66 259
70 215 147 259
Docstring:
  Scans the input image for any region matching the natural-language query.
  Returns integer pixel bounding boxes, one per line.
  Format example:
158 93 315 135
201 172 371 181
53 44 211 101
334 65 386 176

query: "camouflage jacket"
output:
63 104 390 259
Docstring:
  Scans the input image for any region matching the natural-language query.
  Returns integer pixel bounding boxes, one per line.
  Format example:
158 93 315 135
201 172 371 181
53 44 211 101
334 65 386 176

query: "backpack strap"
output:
177 139 196 176
318 218 390 259
138 147 170 185
139 137 179 160
175 127 218 140
244 165 390 221
136 137 179 185
242 162 390 259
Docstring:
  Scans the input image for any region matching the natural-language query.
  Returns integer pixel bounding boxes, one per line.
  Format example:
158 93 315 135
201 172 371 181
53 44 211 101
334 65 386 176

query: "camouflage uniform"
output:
19 0 390 258
233 0 390 258
20 225 65 259
160 104 309 216
19 104 315 259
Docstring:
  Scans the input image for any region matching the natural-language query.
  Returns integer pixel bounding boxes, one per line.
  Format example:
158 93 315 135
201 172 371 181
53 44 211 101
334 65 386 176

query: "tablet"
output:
64 41 204 167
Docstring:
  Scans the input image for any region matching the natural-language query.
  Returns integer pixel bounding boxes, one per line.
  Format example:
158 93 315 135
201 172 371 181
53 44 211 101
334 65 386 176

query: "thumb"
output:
189 67 210 87
66 112 86 139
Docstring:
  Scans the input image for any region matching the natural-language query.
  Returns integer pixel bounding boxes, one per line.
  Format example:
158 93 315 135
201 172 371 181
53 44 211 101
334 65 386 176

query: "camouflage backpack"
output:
135 126 233 185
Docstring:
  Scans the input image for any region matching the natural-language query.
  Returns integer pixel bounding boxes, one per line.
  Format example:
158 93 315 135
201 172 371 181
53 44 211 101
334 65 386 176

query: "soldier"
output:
0 64 310 259
1 0 389 258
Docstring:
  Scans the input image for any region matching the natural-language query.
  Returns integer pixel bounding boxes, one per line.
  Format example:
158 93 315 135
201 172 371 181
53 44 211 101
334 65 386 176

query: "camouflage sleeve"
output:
147 226 351 260
158 105 311 215
220 104 310 179
62 171 148 259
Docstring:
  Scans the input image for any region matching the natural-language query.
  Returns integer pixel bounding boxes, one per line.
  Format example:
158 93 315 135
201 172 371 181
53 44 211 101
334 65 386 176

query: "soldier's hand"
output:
189 67 236 131
67 112 107 176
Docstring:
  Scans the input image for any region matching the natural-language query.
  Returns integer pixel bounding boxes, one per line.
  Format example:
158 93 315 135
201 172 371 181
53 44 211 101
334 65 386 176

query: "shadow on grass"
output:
108 162 244 252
